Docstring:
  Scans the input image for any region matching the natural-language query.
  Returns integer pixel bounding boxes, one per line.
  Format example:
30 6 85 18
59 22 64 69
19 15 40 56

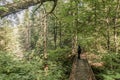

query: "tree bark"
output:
24 9 31 51
43 17 47 59
43 10 48 76
59 21 62 48
0 0 55 17
106 7 111 51
54 19 57 49
113 0 120 54
106 18 110 51
72 1 78 55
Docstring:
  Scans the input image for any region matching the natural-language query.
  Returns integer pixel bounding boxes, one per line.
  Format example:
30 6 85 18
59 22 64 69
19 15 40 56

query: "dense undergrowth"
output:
1 50 120 80
0 48 72 80
92 52 120 80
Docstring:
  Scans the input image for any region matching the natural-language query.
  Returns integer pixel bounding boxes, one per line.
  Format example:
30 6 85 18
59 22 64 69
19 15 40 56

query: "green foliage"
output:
48 47 72 79
0 27 12 51
102 53 120 70
0 7 8 12
0 51 41 80
48 47 70 60
1 0 120 80
0 49 71 80
93 53 120 80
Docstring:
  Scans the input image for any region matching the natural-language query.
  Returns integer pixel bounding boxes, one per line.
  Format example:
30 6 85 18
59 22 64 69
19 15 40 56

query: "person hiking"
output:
78 45 82 59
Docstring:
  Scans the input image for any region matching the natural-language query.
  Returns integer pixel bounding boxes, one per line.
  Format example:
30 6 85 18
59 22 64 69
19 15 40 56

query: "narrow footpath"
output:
69 55 96 80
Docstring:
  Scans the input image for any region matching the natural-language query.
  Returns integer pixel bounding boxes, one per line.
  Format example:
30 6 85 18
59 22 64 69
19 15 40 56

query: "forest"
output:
0 0 120 80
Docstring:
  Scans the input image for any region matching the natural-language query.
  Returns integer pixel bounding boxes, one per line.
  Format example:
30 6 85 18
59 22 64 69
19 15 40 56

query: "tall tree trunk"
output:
59 21 62 48
113 17 118 54
106 18 110 51
106 7 111 51
72 32 77 55
43 11 47 59
113 0 120 54
72 1 78 55
54 19 57 49
106 7 113 70
40 8 48 76
102 1 111 52
24 10 31 51
26 20 31 51
42 9 48 76
94 0 97 27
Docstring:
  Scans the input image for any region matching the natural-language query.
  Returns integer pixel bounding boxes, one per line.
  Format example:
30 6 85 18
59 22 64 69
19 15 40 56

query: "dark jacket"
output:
78 45 81 59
